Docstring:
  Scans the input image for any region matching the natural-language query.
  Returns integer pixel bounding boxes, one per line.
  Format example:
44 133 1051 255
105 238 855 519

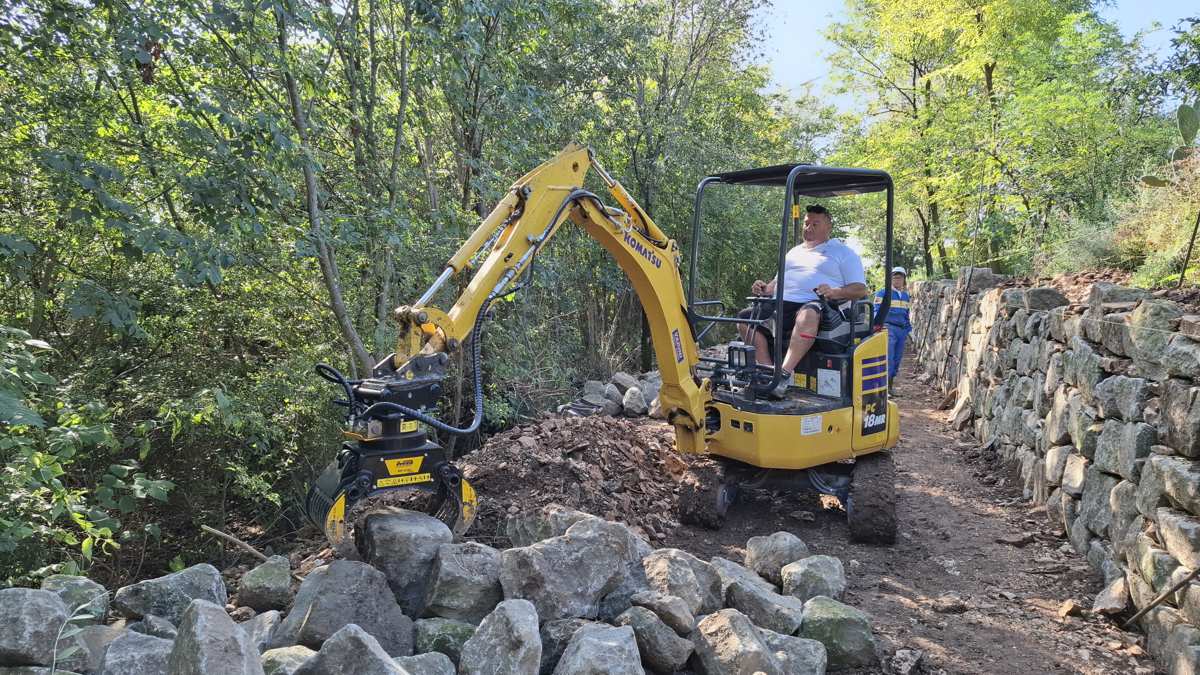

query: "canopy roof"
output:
709 164 891 196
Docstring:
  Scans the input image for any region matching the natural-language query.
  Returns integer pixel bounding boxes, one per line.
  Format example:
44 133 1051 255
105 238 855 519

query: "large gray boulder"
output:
261 645 315 675
67 623 122 674
621 387 648 417
413 618 475 667
1159 507 1200 569
1138 457 1171 517
1129 299 1183 365
505 504 596 548
358 508 454 617
1044 445 1072 486
0 588 68 667
1165 336 1200 379
552 624 644 675
97 629 173 675
167 599 264 675
424 542 503 624
1152 455 1200 514
798 595 877 670
459 599 541 675
270 560 413 656
1061 454 1088 497
1093 420 1156 481
725 579 806 635
128 614 178 640
611 372 639 394
1063 337 1104 403
292 623 404 675
499 537 615 622
629 591 694 635
1093 375 1150 422
500 518 646 621
1092 576 1129 615
744 532 809 585
539 619 600 675
40 575 108 625
643 549 722 616
113 564 227 625
1163 380 1200 458
710 557 777 600
394 652 456 675
781 555 847 602
615 606 692 673
241 610 282 654
757 627 828 675
505 507 575 553
1078 465 1120 537
1024 287 1068 311
239 556 294 612
689 608 783 675
1067 393 1101 458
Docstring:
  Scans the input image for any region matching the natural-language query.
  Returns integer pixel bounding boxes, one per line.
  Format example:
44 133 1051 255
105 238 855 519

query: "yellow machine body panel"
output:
706 331 900 471
707 403 855 470
851 331 895 454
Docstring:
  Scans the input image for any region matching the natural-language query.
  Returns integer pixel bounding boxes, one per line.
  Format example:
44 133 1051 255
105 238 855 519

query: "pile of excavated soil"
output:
459 415 695 547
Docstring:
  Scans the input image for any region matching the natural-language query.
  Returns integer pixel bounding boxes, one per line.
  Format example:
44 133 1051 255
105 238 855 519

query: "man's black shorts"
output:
737 299 845 346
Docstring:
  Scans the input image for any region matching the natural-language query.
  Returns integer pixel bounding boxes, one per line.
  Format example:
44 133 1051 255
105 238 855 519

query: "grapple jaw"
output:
305 439 477 545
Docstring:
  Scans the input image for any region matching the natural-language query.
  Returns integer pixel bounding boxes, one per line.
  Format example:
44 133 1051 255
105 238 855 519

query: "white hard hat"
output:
891 266 907 276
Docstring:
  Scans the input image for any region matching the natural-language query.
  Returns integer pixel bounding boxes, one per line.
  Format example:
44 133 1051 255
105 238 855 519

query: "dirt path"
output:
664 364 1157 675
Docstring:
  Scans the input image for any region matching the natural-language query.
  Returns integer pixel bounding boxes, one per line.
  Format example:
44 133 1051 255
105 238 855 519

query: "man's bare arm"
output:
815 282 867 301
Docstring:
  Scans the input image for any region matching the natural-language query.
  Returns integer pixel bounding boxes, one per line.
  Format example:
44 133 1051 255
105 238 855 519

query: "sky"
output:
756 0 1196 106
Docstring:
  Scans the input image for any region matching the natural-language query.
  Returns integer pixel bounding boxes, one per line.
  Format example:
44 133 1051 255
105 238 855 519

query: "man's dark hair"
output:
805 204 830 215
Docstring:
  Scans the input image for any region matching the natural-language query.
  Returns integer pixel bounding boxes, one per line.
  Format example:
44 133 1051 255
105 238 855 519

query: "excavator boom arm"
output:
397 144 709 453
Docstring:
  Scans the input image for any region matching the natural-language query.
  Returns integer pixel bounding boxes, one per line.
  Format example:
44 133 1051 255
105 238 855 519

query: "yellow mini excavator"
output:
305 144 901 546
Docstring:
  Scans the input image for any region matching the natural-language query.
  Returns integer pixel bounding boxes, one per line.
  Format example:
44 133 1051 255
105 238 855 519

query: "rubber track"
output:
848 450 897 544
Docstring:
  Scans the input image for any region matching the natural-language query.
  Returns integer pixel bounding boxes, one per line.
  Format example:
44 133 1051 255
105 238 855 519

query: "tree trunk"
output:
276 7 374 373
914 207 934 277
931 201 951 277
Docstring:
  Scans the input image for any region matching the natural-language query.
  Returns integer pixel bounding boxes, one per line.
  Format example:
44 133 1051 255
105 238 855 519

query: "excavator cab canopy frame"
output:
687 163 895 392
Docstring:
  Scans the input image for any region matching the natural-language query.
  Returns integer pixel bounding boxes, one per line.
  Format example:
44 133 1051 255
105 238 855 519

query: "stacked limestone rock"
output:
0 505 876 674
911 268 1200 674
558 371 665 419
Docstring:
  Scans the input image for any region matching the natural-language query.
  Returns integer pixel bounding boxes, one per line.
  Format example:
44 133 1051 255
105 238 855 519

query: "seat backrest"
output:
847 299 873 338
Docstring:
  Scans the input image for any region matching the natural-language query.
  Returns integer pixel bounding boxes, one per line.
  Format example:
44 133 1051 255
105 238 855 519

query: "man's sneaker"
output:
769 371 793 399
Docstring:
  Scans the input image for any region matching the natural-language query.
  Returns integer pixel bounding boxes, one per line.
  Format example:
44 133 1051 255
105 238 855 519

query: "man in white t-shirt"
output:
737 204 868 396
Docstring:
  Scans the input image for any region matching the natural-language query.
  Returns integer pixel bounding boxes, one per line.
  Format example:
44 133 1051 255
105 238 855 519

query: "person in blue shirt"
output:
874 266 912 392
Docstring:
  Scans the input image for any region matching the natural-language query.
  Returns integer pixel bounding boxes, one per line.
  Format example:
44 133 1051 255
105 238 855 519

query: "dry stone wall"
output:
911 269 1200 673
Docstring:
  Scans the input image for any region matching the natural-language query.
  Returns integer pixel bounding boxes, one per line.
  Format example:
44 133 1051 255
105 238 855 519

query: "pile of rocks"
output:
557 371 664 419
0 505 876 674
911 269 1200 674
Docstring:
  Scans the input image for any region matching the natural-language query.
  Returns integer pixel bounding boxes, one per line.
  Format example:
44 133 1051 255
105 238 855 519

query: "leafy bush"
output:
0 328 173 584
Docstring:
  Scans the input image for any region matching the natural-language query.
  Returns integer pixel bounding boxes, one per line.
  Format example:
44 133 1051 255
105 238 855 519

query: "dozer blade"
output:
305 448 477 546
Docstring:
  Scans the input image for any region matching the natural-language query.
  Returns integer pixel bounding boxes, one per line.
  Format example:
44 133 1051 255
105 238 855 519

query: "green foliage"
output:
827 0 1174 280
0 0 809 582
0 0 1191 584
0 328 173 583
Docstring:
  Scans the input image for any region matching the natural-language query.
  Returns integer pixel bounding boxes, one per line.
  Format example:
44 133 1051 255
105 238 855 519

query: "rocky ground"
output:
0 361 1169 674
652 365 1160 674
